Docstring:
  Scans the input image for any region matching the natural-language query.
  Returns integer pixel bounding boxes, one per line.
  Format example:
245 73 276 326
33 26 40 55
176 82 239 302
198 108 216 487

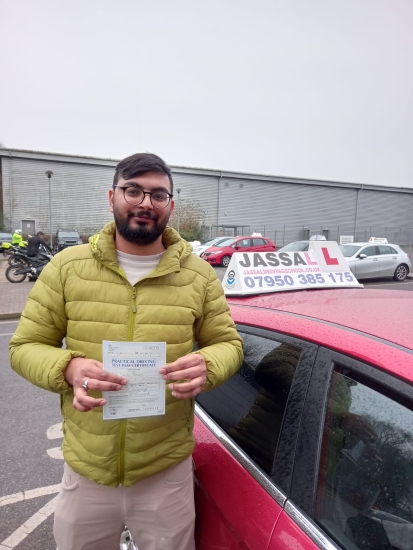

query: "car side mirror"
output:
358 254 367 259
234 246 240 250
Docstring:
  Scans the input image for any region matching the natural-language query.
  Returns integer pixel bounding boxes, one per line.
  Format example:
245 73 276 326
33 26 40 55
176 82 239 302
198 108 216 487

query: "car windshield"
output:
280 242 309 251
204 237 232 246
216 238 236 247
339 245 363 257
59 231 79 237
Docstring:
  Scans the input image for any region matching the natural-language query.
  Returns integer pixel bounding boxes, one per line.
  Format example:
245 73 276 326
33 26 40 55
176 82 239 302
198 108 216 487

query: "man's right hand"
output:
65 357 128 412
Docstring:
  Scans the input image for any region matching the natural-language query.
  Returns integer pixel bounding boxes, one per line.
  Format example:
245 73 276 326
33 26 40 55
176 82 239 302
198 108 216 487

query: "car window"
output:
315 369 413 550
252 238 265 246
360 246 377 257
196 332 302 475
215 238 235 247
280 242 309 252
339 245 362 257
235 239 251 248
58 231 80 237
378 245 397 255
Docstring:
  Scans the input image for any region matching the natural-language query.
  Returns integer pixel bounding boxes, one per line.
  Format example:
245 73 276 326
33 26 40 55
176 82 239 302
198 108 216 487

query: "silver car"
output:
278 241 411 281
192 237 232 256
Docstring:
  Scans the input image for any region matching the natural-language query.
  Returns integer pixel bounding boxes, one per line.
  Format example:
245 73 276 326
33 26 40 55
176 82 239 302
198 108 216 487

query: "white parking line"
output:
0 495 58 549
0 484 60 507
0 333 15 337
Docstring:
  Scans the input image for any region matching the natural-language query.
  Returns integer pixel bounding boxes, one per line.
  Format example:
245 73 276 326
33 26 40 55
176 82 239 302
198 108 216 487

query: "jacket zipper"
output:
118 286 138 486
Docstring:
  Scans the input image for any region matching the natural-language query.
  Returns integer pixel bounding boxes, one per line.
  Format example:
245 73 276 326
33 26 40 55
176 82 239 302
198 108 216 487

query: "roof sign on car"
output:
222 240 363 296
309 235 327 241
369 237 388 243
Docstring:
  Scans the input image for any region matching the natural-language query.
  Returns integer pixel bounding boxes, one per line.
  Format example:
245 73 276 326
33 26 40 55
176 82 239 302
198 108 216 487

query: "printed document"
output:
102 341 166 420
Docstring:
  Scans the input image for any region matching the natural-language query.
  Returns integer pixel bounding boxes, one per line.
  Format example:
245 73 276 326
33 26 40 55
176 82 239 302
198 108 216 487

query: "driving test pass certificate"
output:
102 341 166 420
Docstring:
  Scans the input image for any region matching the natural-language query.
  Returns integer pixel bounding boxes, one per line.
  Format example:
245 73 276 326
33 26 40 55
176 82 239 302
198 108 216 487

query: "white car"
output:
340 242 411 281
191 237 232 256
278 240 411 281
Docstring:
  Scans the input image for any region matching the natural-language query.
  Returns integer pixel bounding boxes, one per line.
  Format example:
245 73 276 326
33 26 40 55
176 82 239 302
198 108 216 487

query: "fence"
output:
202 224 413 256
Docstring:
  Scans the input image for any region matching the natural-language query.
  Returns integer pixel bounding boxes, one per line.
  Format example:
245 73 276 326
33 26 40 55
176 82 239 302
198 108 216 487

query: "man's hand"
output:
160 354 207 399
65 357 128 412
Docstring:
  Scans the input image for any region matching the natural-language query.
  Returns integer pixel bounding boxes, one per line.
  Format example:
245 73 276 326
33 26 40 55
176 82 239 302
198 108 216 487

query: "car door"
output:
354 245 380 278
233 238 252 253
194 327 318 550
273 346 413 550
250 238 269 252
378 245 399 277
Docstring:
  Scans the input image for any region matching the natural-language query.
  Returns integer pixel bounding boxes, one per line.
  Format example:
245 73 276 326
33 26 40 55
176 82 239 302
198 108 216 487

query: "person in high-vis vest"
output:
12 229 22 245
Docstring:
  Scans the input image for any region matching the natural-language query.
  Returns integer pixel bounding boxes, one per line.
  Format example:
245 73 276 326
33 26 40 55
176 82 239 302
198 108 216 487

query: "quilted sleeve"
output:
193 268 244 391
9 254 85 394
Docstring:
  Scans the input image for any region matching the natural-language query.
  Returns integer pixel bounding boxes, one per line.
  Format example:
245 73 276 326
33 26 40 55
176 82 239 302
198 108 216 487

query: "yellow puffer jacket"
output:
10 222 243 487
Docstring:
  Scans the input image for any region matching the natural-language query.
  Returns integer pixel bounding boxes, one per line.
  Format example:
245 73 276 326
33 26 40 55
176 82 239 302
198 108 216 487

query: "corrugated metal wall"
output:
171 172 219 227
1 154 413 251
2 157 114 235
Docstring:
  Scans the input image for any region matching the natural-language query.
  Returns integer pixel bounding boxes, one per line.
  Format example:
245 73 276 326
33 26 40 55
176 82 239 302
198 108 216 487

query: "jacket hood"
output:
88 221 193 275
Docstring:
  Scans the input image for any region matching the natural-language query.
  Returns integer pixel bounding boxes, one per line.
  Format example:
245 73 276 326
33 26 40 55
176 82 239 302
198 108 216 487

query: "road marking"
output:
47 423 63 440
0 495 58 549
0 333 15 337
47 447 64 460
0 484 60 507
0 320 18 325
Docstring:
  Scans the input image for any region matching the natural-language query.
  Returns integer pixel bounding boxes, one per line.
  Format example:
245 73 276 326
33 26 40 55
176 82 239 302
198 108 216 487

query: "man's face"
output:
109 171 174 246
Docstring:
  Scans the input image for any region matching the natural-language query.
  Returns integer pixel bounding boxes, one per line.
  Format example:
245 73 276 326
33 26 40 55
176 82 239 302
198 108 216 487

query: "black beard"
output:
114 208 169 246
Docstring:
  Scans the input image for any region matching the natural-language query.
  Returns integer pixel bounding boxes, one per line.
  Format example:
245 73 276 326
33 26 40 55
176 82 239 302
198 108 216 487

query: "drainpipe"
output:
217 172 222 236
8 151 13 231
354 184 363 239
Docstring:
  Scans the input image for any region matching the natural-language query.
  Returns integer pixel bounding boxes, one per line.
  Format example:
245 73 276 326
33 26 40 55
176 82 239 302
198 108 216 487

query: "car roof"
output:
228 288 412 351
342 242 400 247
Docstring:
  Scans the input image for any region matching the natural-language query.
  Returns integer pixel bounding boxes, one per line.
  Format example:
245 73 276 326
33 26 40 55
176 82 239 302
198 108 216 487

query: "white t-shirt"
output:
116 250 165 286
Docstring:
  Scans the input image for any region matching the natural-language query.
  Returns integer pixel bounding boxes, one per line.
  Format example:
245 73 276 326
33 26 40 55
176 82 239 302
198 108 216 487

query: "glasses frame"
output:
114 185 173 209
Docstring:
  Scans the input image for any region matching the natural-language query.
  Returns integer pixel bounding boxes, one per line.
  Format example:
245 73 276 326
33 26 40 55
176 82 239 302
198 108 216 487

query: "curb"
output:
0 313 21 321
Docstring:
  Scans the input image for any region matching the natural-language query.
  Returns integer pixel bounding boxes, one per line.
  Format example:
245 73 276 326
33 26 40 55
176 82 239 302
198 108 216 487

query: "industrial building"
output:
0 148 412 251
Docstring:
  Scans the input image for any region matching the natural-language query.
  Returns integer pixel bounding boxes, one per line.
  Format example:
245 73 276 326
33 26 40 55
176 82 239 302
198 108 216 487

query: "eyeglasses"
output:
114 185 173 209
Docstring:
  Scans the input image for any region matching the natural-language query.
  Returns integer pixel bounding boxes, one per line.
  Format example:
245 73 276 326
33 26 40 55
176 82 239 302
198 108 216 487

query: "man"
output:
26 231 53 257
10 152 243 550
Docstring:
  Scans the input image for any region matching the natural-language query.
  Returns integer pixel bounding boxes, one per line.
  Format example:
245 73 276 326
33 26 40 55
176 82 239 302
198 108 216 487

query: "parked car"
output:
54 229 83 252
192 237 233 256
278 240 411 281
0 232 13 245
194 286 413 550
201 236 276 267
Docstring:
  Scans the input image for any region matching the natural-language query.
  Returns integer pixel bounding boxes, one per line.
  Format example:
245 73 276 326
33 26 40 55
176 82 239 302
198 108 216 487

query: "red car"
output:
201 236 276 267
194 288 413 550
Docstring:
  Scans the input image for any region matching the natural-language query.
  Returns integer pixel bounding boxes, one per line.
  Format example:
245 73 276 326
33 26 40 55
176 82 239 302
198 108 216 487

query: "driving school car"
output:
193 241 413 550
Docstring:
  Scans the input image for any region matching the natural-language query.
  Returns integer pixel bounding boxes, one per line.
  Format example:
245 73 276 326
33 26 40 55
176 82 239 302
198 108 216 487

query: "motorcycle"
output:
5 251 53 283
1 241 28 262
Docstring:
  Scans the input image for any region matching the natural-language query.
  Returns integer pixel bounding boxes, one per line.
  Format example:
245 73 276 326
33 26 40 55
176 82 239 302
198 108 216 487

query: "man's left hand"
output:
160 354 207 399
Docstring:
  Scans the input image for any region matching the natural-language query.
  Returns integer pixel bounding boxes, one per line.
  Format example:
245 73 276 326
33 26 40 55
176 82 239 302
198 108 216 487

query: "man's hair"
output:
37 231 45 237
113 153 173 193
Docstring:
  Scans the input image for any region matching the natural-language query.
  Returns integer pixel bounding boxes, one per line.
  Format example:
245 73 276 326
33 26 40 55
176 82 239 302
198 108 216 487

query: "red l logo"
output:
322 247 339 265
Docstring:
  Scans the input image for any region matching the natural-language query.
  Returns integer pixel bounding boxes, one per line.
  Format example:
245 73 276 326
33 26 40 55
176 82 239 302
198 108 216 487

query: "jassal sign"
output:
223 241 362 295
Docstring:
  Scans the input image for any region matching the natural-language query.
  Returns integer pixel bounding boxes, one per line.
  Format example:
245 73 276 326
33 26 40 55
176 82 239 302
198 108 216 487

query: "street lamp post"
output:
177 188 181 233
45 171 53 247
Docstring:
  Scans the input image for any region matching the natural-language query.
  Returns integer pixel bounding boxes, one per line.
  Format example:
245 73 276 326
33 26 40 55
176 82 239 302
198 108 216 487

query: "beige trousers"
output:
54 457 195 550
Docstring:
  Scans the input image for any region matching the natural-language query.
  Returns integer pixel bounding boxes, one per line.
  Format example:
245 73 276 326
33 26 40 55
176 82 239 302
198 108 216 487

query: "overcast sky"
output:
1 0 412 187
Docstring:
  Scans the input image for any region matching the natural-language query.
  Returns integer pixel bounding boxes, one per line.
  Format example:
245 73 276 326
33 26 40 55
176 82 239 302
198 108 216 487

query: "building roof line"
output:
1 147 412 194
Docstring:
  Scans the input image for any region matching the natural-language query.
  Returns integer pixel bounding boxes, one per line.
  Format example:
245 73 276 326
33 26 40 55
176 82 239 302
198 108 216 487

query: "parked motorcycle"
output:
1 241 28 261
7 244 51 267
5 251 53 283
